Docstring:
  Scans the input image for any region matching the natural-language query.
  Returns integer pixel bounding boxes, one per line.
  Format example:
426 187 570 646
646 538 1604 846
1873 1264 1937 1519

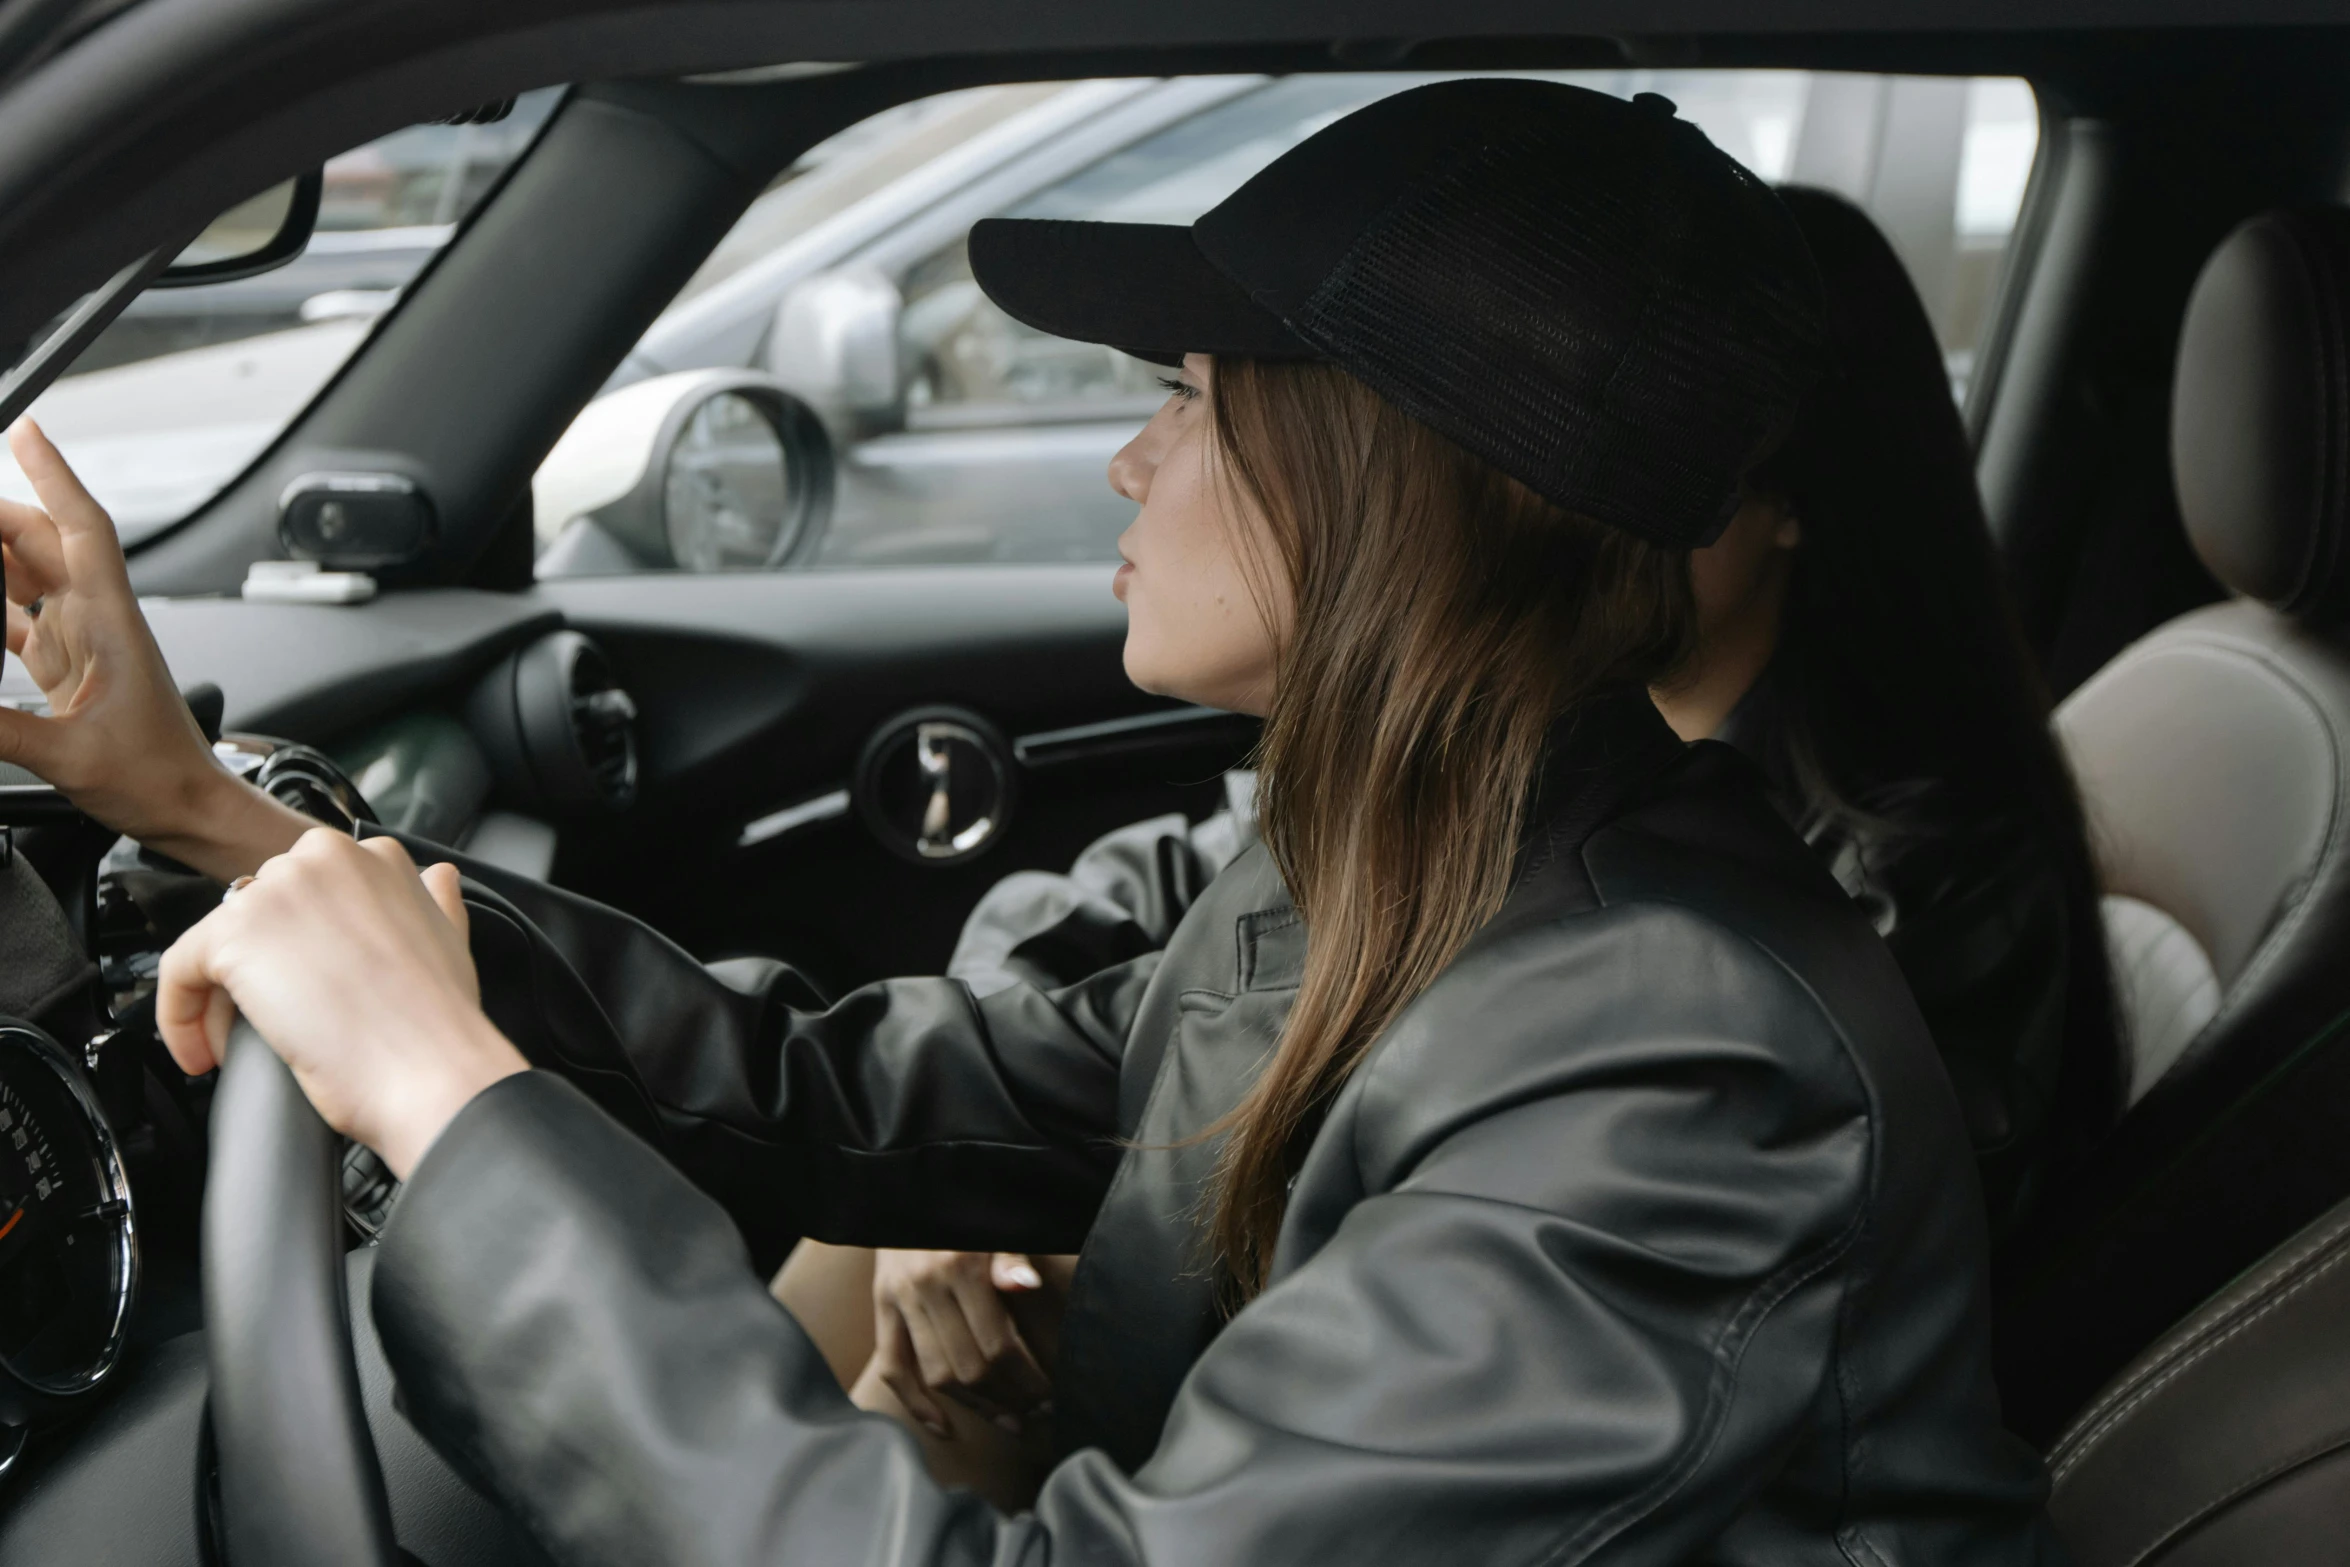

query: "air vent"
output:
854 706 1015 866
467 631 639 815
567 657 639 810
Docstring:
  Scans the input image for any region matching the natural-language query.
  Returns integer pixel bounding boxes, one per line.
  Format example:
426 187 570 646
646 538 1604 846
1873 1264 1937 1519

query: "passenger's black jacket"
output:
370 694 2059 1565
1714 669 2081 1238
958 673 2081 1242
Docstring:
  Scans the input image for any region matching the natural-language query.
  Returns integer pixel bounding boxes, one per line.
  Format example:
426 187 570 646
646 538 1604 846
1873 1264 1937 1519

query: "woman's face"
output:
1106 355 1291 717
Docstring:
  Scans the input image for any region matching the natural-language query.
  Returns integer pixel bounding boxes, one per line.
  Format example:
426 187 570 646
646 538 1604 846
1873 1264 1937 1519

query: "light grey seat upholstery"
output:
2064 608 2350 1105
2096 893 2218 1100
1996 205 2350 1446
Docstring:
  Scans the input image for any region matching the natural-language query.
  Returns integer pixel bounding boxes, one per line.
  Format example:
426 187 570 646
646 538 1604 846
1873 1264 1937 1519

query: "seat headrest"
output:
2173 208 2350 622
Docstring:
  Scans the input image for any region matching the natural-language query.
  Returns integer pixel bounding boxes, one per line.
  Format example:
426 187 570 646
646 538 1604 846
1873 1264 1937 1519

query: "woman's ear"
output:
1772 505 1802 551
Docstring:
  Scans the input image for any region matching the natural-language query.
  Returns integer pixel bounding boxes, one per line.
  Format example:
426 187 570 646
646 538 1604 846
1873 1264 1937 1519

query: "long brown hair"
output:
1204 357 1696 1298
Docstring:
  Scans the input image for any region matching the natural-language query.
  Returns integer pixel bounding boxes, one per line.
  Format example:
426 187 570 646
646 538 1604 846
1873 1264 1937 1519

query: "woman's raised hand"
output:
0 420 309 881
156 830 527 1178
871 1249 1053 1438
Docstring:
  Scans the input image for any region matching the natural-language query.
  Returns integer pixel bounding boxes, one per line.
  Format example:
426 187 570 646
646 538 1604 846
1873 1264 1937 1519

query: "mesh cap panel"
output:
1285 109 1822 549
972 81 1824 549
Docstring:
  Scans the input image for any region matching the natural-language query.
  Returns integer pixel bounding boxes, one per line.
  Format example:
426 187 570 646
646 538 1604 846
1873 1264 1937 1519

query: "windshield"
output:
0 88 563 547
546 70 2036 576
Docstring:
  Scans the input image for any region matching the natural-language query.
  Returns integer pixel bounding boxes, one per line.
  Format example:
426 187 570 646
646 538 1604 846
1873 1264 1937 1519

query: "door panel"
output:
539 566 1254 990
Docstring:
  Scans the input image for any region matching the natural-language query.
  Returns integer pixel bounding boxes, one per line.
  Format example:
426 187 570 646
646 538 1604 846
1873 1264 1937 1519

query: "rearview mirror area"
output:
155 170 323 289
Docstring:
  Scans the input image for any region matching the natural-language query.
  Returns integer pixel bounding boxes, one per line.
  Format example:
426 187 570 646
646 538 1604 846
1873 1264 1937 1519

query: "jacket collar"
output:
1526 685 1689 859
1710 659 1800 806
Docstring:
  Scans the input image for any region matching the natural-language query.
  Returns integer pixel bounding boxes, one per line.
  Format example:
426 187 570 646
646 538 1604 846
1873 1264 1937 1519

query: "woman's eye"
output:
1157 377 1201 402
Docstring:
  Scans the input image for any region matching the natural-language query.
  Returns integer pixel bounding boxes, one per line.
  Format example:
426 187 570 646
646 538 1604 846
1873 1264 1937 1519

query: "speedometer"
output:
0 1019 135 1421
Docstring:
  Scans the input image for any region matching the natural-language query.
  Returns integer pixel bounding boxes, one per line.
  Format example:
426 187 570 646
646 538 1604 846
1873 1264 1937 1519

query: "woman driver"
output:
804 189 2123 1502
0 82 2060 1564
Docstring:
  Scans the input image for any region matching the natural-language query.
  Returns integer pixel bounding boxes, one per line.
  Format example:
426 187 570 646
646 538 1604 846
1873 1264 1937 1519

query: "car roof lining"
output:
0 0 2345 355
7 3 2348 599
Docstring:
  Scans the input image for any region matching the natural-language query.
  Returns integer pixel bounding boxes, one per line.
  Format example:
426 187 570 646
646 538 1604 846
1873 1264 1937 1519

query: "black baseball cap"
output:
970 78 1824 550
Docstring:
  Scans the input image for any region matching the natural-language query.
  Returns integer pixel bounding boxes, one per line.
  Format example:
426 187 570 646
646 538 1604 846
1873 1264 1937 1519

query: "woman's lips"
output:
1113 561 1134 600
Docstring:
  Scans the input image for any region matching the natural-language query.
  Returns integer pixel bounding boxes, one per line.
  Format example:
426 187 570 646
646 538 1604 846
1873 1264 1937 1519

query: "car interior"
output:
0 2 2342 1562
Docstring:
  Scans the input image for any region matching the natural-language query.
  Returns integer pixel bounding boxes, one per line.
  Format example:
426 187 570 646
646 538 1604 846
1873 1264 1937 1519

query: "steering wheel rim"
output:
201 1018 399 1566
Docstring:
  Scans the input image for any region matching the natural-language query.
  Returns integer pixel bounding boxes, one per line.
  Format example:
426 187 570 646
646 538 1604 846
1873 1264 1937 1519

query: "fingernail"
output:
1004 1263 1042 1289
923 1419 952 1439
993 1413 1023 1436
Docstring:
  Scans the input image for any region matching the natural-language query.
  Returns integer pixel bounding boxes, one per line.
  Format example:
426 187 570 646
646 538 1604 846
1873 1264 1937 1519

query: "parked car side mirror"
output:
766 266 903 424
156 171 324 288
533 369 835 574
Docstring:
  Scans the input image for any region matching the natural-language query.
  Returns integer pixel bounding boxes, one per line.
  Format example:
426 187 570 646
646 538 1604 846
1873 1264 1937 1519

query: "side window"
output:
547 70 2037 577
0 91 562 547
893 75 1405 428
1776 73 2039 398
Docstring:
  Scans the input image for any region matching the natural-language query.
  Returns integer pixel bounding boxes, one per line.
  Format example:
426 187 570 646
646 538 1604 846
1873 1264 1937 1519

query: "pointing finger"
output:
8 422 115 542
7 423 127 594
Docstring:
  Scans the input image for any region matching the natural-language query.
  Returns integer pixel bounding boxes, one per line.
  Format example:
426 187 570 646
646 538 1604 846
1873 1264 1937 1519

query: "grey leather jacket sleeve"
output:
949 779 1255 998
371 917 1900 1567
386 830 1153 1262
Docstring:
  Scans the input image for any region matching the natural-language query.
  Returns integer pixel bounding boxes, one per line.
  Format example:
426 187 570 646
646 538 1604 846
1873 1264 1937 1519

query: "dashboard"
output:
0 562 1227 1560
0 605 649 1520
0 595 647 886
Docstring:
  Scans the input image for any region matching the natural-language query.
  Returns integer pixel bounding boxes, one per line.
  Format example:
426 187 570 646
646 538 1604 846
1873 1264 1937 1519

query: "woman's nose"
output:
1108 433 1153 504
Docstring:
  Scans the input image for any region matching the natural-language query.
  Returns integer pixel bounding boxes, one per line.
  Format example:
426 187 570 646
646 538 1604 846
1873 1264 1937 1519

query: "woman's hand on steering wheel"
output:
156 829 527 1179
872 1249 1052 1438
0 419 310 882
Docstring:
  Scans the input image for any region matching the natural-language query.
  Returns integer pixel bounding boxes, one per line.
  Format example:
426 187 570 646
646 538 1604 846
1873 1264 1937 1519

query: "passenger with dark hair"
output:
1676 186 2123 1234
792 188 2123 1499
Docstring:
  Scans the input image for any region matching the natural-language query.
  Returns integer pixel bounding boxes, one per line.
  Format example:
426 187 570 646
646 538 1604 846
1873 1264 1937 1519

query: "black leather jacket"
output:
1714 672 2082 1240
959 675 2079 1242
371 695 2058 1565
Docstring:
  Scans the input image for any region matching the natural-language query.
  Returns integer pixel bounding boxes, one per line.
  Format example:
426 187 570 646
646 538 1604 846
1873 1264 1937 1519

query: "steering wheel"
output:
201 1019 399 1565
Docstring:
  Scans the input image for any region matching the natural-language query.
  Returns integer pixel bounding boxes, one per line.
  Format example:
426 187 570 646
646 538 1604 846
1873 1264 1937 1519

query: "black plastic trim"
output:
1014 705 1260 770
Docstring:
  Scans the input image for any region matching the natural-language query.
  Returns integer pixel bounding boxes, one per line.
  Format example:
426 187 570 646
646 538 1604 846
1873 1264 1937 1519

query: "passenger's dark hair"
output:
1751 187 2123 1180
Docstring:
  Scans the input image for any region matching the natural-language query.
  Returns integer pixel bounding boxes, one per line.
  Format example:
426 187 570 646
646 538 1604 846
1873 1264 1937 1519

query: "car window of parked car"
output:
0 89 563 548
546 70 2037 577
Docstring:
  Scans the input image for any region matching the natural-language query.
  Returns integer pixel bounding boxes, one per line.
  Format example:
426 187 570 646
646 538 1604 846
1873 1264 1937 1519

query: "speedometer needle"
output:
0 1207 24 1244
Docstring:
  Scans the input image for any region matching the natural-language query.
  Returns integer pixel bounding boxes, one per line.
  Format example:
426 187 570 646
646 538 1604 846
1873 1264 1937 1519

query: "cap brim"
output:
969 218 1316 368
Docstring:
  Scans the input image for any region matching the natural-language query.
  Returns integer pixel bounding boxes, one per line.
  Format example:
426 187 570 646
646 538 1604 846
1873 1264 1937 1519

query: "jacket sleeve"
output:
948 801 1252 997
383 830 1151 1263
370 914 1884 1567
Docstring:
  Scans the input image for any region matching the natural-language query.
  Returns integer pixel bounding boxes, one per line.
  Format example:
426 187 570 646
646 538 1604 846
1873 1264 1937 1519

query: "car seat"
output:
1994 206 2350 1444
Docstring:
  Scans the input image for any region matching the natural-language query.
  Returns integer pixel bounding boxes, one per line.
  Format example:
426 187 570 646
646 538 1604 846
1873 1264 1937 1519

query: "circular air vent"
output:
854 706 1015 866
467 631 640 814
